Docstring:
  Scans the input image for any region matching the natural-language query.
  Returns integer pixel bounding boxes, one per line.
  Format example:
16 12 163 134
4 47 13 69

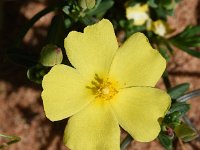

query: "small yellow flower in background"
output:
148 19 171 37
42 19 171 150
126 3 149 26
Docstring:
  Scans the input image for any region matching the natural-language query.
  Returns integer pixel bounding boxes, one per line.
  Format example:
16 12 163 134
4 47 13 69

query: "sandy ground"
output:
0 0 200 149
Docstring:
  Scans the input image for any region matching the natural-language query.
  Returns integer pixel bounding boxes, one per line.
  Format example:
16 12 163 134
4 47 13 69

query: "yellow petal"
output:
42 64 93 121
64 101 120 150
109 32 166 88
111 87 171 142
64 19 118 80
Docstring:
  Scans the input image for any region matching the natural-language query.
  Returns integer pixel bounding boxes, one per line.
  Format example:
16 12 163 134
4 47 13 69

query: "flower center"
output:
102 87 110 95
87 74 118 100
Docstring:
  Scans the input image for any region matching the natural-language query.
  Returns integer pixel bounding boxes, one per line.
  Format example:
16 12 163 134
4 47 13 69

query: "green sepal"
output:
174 123 199 142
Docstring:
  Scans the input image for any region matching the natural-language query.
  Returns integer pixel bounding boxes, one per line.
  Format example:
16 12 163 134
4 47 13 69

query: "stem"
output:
120 134 133 150
0 134 21 149
14 2 67 47
162 71 171 90
177 89 200 102
182 115 198 132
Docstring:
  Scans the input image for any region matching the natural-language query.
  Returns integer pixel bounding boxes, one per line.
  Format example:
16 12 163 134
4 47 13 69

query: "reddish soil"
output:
0 0 200 150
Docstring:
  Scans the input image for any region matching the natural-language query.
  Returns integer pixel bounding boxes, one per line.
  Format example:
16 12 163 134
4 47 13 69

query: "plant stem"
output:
182 115 198 132
162 71 171 90
177 89 200 102
14 2 67 48
120 134 133 150
0 134 21 149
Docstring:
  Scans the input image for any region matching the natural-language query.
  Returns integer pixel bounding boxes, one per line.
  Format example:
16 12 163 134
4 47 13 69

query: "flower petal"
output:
42 64 93 121
64 101 120 150
110 87 171 142
109 32 166 88
64 19 118 79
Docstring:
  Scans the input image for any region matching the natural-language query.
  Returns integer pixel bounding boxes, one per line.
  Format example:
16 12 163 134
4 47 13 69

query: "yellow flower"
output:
126 3 149 26
148 19 170 37
42 19 171 150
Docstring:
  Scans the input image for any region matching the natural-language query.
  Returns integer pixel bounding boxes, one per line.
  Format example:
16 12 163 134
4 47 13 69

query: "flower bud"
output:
126 3 149 26
39 44 63 67
147 20 171 37
27 64 49 84
78 0 96 9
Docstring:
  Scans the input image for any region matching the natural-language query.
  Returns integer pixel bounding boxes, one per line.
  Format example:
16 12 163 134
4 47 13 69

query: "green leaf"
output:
62 6 70 15
163 40 174 54
171 26 200 49
148 0 158 8
159 48 170 61
158 133 173 150
175 44 200 58
168 83 189 99
180 37 200 47
0 134 21 149
169 102 190 114
87 0 114 18
161 0 176 10
174 123 199 142
175 0 181 2
39 44 63 67
180 26 200 38
47 15 66 47
163 114 181 127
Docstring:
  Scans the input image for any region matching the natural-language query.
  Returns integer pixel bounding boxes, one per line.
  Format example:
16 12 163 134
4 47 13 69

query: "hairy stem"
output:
14 2 67 47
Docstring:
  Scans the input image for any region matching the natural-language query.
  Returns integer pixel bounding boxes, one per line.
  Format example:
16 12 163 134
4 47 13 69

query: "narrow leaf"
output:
0 134 21 149
174 123 199 142
169 102 190 114
173 44 200 58
168 83 189 99
158 133 173 150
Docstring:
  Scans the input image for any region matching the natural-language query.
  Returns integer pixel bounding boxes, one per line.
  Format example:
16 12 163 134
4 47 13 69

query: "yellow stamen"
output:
87 74 118 100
